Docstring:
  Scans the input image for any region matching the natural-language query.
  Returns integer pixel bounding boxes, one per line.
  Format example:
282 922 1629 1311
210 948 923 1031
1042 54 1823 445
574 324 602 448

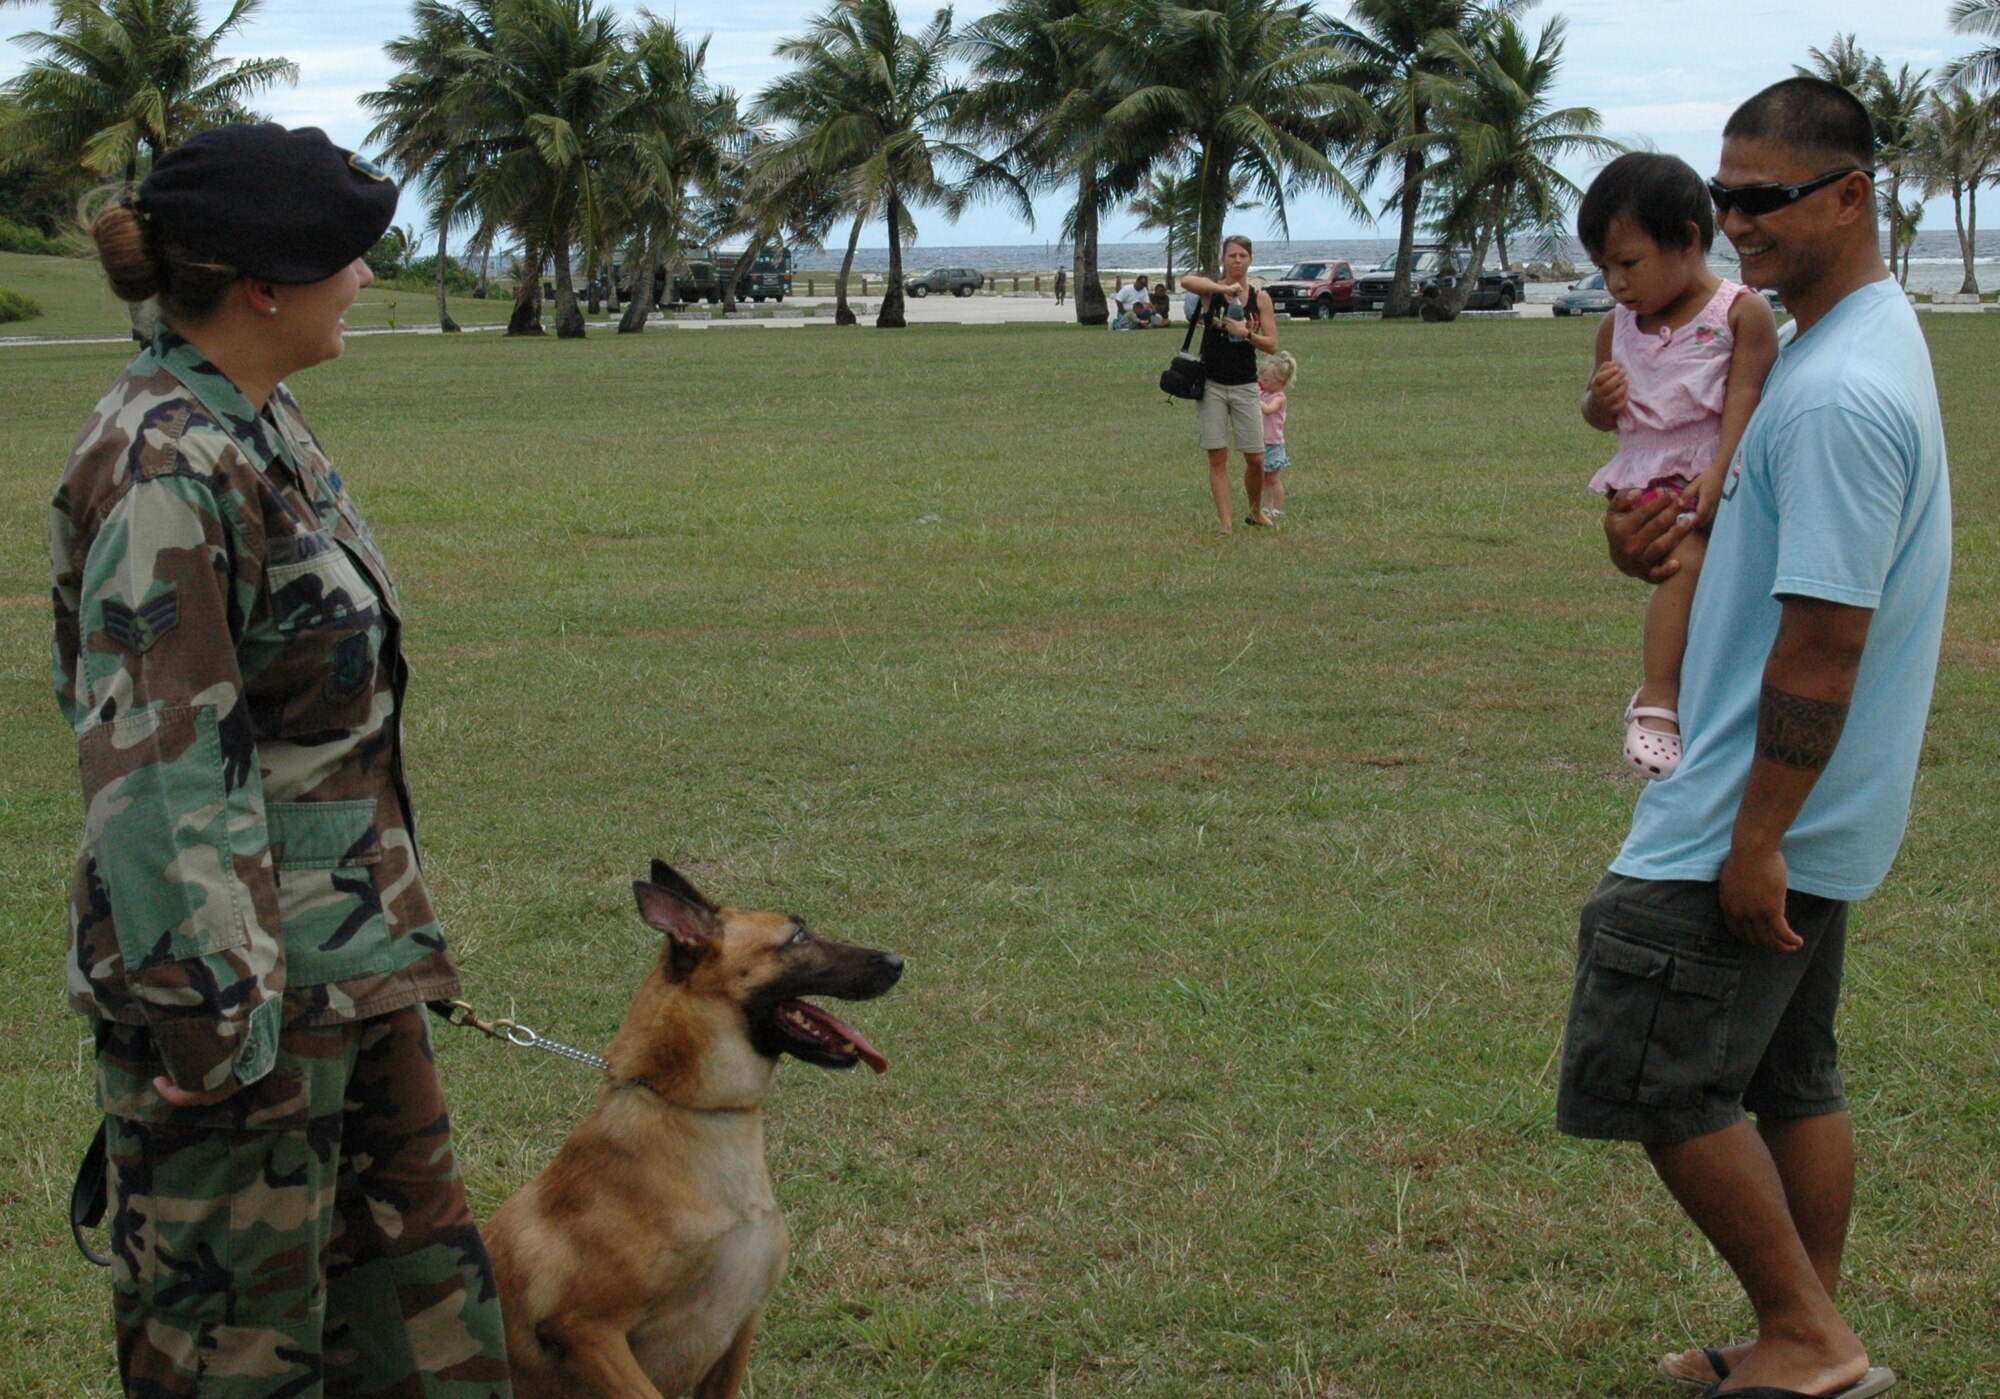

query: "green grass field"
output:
1 301 1995 1397
0 250 518 336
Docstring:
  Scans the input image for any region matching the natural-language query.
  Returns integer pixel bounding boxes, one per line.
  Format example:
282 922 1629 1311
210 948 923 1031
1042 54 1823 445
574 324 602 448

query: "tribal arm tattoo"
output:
1756 684 1849 770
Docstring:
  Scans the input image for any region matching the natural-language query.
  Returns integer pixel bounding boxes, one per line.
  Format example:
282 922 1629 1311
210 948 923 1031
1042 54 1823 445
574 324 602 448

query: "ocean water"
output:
797 231 2000 298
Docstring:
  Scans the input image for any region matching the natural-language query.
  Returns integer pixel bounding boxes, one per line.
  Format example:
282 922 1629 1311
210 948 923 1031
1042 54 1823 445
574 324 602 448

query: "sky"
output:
1 0 1988 251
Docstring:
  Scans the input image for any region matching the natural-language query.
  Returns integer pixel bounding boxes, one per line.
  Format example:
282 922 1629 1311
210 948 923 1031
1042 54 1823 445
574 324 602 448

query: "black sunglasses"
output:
1707 167 1869 218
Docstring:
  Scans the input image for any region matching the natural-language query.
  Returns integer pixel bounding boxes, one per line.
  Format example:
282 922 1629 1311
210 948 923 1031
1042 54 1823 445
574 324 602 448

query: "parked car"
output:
1263 259 1359 319
905 266 983 297
1552 271 1613 316
1352 246 1523 313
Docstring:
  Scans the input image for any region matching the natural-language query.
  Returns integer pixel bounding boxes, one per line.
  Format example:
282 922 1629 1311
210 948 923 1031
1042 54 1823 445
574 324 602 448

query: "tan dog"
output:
484 860 903 1398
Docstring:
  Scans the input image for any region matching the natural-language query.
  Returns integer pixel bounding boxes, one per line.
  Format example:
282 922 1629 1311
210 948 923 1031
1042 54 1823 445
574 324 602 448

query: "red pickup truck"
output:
1261 259 1358 319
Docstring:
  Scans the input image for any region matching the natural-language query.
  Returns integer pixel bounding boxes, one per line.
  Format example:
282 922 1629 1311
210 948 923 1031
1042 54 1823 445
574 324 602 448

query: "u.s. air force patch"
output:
101 589 180 653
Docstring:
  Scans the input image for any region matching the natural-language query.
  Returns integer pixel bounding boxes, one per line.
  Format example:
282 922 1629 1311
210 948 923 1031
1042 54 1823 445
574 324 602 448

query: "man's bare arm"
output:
1720 596 1874 950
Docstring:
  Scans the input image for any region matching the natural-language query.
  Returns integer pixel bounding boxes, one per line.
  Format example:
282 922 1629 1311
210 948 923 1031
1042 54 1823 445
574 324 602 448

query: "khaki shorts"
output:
1556 873 1849 1144
1198 381 1263 454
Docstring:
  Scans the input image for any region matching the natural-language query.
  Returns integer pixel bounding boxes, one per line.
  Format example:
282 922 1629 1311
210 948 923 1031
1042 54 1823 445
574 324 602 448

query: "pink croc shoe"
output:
1623 689 1682 780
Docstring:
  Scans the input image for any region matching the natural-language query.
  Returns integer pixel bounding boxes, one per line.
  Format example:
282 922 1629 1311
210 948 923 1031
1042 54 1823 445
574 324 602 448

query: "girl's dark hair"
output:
1576 153 1714 258
87 192 239 324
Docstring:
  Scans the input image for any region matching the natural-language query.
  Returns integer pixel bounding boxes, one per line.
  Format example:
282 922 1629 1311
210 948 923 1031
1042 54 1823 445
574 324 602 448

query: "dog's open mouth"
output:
776 1000 888 1074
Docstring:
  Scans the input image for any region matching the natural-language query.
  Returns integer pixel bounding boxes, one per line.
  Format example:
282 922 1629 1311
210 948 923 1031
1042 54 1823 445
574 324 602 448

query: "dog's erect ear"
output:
648 860 718 914
634 878 717 982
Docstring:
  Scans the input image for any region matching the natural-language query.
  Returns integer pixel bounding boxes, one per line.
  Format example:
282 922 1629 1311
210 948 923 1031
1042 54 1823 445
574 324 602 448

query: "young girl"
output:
1259 352 1297 516
1579 153 1779 779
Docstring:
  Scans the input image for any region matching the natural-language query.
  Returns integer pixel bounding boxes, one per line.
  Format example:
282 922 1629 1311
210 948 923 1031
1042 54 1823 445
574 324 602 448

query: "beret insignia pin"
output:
349 152 392 182
102 589 181 654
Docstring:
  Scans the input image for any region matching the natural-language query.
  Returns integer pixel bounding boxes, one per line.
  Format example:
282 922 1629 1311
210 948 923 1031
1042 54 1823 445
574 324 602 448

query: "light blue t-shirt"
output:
1613 278 1951 900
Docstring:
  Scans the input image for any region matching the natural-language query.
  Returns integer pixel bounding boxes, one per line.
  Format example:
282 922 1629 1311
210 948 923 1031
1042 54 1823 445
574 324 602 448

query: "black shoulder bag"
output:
1158 297 1206 401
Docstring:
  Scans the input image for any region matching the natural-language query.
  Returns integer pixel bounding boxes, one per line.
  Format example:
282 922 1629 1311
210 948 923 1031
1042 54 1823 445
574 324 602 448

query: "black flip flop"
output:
1664 1348 1734 1389
1700 1368 1896 1399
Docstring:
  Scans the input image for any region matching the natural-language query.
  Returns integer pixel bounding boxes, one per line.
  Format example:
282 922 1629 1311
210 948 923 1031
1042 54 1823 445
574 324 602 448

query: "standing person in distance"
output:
51 124 513 1397
1562 78 1950 1399
1578 153 1779 779
1181 235 1279 532
1054 265 1067 305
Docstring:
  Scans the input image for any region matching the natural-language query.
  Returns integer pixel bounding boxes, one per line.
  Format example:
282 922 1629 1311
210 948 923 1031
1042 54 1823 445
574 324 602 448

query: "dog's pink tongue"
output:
795 1001 889 1074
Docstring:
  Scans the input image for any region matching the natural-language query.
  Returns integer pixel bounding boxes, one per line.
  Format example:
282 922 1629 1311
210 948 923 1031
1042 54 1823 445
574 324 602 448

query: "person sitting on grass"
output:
1113 274 1156 329
1579 152 1778 779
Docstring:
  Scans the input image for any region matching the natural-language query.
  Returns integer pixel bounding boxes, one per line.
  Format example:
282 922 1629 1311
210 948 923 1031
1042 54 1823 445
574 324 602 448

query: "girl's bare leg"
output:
1265 469 1285 513
1208 449 1234 532
1638 531 1708 729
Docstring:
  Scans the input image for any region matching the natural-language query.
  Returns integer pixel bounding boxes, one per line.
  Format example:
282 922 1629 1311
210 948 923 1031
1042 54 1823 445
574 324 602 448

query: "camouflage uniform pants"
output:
94 1006 512 1398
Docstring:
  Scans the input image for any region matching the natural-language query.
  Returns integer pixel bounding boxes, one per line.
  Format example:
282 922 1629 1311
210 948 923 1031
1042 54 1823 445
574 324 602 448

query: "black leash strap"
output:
71 1120 111 1267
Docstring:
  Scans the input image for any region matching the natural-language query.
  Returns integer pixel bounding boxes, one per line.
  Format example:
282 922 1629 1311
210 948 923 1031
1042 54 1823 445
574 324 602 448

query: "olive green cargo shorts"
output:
1556 873 1850 1144
94 1006 511 1398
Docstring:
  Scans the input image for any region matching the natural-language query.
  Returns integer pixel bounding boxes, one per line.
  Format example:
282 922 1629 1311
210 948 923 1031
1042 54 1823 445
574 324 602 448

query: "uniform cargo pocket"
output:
1567 926 1739 1108
267 799 390 985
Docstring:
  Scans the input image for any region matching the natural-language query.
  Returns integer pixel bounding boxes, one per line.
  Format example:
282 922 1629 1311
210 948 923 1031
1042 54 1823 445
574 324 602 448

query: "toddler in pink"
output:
1578 153 1779 780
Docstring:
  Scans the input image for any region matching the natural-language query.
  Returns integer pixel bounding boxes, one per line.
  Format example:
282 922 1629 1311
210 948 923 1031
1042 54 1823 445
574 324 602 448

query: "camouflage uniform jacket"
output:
51 330 461 1095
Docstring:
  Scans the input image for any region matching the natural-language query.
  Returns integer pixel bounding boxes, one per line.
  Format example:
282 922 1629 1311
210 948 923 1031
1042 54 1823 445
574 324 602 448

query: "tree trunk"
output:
1193 144 1225 277
1384 101 1426 319
835 211 864 326
507 242 545 336
1957 182 1979 295
620 238 657 333
1074 165 1108 327
723 234 767 314
1882 174 1904 287
434 219 461 333
1437 221 1494 319
606 244 622 314
475 243 491 299
1497 225 1510 271
878 187 907 328
553 240 585 338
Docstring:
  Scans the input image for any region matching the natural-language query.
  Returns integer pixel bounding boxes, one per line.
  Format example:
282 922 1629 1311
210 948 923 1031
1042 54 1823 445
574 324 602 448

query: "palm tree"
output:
956 0 1121 325
1 0 297 188
366 0 507 333
1945 1 2000 89
603 19 737 333
1795 33 1877 93
1919 83 1998 295
1333 0 1530 318
1089 0 1368 279
448 0 630 337
1403 13 1616 316
1865 63 1930 290
1126 165 1258 300
759 0 1025 329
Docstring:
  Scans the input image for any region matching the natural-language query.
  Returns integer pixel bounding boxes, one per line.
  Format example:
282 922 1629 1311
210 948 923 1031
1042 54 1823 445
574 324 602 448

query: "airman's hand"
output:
154 1074 244 1108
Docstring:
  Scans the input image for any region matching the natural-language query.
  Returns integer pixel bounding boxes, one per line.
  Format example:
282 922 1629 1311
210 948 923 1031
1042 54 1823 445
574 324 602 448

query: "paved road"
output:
5 292 1988 348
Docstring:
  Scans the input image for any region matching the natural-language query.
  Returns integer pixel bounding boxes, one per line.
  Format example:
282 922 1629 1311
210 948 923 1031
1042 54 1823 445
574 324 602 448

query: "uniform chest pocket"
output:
265 531 381 634
260 532 384 716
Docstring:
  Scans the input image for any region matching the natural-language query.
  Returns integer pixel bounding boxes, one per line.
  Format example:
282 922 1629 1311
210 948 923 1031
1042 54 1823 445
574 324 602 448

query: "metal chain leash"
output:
435 998 609 1073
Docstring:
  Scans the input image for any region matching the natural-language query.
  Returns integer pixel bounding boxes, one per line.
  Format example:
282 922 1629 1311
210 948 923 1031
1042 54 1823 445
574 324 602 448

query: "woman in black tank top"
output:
1180 235 1280 532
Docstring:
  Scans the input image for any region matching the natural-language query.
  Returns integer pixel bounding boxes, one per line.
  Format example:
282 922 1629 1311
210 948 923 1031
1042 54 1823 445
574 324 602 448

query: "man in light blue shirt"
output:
1557 78 1949 1399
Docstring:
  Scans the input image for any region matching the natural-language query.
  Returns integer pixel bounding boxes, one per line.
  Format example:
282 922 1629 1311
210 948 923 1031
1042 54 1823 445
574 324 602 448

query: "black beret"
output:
139 123 399 285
